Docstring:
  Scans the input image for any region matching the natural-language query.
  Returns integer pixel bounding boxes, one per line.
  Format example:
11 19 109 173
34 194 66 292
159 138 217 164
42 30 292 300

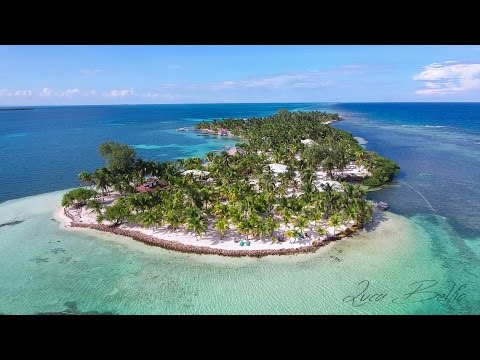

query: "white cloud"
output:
210 71 334 91
142 91 185 101
144 92 161 98
160 83 178 89
40 87 52 96
167 65 182 70
413 61 480 95
206 66 363 92
80 69 103 76
0 89 32 97
14 90 32 96
103 88 135 97
64 88 80 97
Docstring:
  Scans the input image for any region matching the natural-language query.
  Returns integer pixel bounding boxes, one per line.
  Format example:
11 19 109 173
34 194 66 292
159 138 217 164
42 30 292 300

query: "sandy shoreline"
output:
54 206 361 257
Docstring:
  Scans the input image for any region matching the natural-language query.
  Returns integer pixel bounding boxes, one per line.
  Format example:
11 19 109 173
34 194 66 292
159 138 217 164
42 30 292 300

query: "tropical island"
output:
58 110 399 257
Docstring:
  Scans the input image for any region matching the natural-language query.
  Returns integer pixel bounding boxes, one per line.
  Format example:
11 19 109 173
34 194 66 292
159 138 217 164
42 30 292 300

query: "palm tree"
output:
140 210 160 231
228 204 243 225
285 229 300 243
165 209 183 231
356 201 373 226
91 168 111 196
310 208 323 228
279 208 293 235
328 213 342 237
237 219 254 241
185 214 207 241
355 150 366 166
199 186 214 210
215 217 229 240
344 203 359 225
213 203 229 217
294 215 310 235
86 199 103 218
78 171 93 188
322 158 336 179
248 213 263 240
322 183 337 217
316 225 327 238
264 216 278 237
127 193 150 214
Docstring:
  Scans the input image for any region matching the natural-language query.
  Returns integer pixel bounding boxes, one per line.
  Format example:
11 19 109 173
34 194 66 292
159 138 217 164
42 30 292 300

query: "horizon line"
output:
2 101 480 108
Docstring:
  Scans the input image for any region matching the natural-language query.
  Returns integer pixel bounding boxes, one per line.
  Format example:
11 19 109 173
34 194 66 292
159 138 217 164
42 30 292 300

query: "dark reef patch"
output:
0 220 24 228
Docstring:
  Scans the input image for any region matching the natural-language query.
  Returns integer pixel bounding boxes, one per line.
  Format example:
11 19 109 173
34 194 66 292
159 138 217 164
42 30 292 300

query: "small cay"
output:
60 110 399 257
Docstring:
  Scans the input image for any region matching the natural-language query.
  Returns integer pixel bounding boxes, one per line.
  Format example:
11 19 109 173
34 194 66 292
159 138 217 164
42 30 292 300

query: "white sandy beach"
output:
55 204 355 252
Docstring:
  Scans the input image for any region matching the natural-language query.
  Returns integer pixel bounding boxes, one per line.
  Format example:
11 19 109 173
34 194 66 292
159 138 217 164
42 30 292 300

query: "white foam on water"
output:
354 136 368 146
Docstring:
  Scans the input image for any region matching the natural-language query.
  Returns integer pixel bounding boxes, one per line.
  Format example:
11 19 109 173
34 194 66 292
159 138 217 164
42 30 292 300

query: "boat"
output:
177 127 189 132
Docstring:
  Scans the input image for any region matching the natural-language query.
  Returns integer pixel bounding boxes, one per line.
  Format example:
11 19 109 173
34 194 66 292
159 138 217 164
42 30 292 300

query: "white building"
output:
181 170 211 177
300 139 316 146
267 163 288 174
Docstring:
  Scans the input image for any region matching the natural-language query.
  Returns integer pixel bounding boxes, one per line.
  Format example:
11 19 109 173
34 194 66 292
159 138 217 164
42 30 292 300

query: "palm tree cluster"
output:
197 109 399 183
63 110 396 243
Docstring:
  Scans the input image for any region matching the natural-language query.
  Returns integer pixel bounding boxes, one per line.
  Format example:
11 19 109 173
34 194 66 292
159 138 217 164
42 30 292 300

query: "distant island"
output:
0 107 34 111
58 110 399 257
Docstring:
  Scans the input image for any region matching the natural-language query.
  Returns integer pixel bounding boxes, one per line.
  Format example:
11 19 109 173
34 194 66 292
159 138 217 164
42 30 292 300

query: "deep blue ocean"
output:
1 102 479 314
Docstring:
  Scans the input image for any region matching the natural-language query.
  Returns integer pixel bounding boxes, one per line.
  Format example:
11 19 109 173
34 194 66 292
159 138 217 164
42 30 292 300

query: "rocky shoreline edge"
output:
68 218 359 258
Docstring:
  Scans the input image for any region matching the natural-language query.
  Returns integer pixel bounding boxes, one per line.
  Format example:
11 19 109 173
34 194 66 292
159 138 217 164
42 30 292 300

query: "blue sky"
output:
1 45 480 105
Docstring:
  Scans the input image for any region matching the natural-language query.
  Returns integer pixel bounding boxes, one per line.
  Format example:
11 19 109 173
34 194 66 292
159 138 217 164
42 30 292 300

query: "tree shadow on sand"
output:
362 210 388 233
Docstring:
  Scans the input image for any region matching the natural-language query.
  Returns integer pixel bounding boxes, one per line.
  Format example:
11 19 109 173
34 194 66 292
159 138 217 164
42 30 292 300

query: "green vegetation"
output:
62 188 98 208
196 109 399 186
62 110 398 245
99 141 137 172
362 153 400 187
97 198 133 226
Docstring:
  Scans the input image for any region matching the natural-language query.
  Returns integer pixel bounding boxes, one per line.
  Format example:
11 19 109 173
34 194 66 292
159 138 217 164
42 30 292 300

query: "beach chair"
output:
246 241 251 246
239 240 245 246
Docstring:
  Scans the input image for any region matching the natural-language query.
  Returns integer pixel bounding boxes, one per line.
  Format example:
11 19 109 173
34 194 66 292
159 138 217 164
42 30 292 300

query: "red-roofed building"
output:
218 128 230 136
135 177 168 193
227 146 246 156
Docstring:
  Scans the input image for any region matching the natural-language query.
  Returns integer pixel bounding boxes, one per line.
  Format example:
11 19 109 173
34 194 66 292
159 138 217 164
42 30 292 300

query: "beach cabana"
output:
181 170 211 178
267 163 288 174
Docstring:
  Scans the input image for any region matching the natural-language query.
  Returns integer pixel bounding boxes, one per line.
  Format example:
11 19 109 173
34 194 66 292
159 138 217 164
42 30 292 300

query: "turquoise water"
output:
0 103 479 314
0 191 474 314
